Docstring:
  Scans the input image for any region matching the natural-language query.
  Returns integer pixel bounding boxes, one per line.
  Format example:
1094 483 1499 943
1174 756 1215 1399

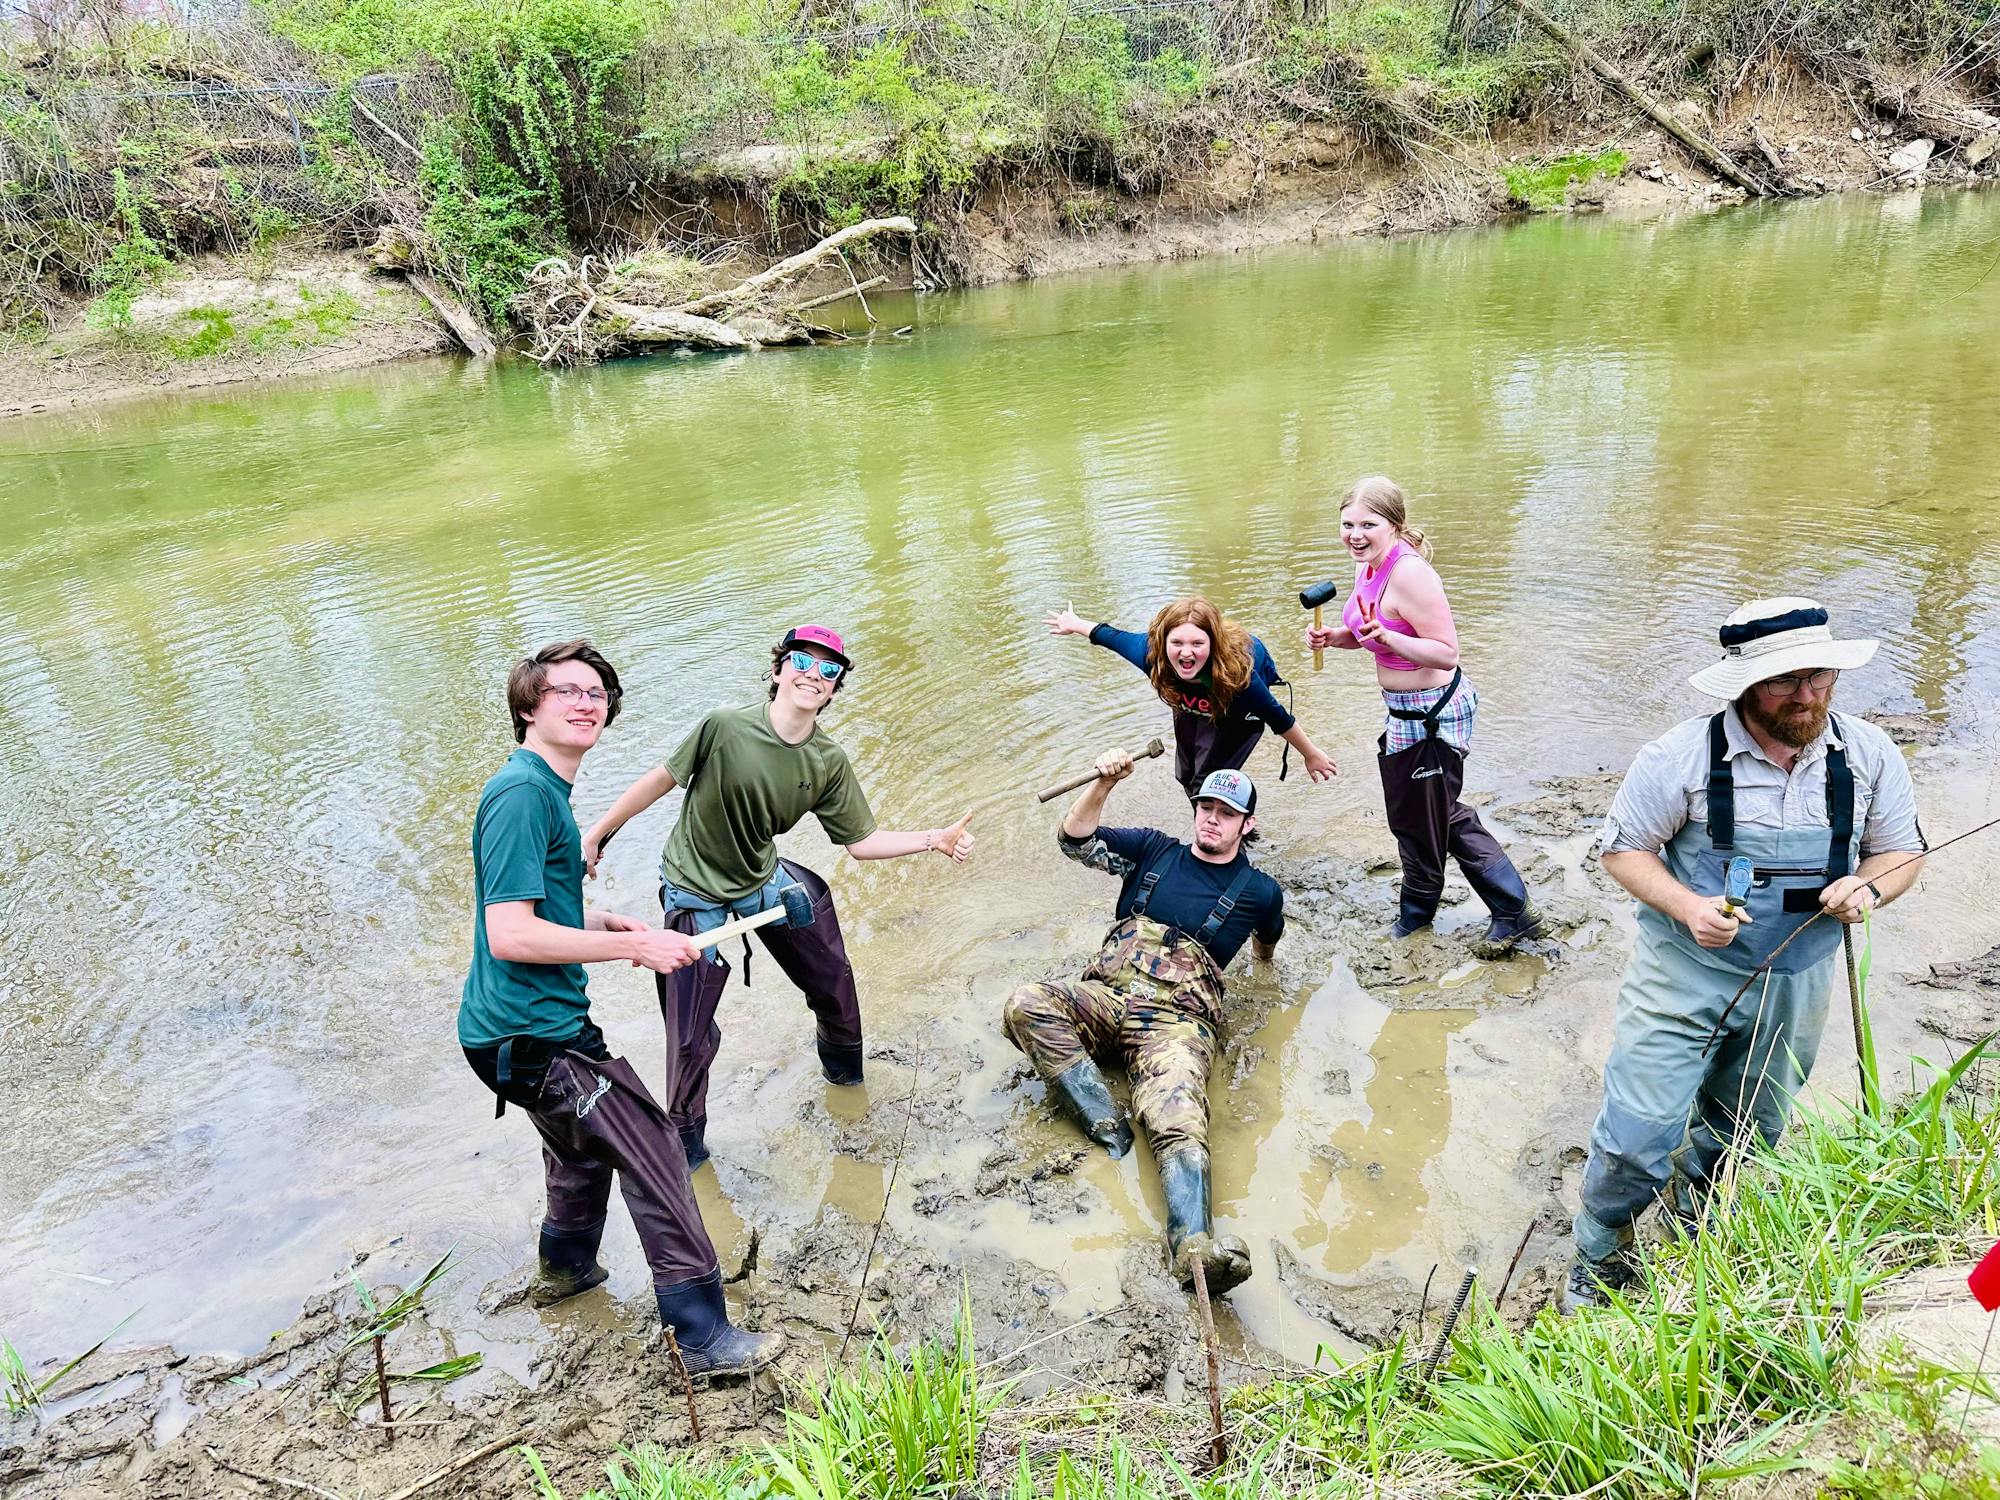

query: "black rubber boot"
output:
1159 1149 1251 1296
655 1271 784 1379
817 1036 866 1086
1389 888 1438 938
529 1221 610 1307
678 1117 710 1172
1049 1058 1135 1158
1559 1252 1638 1314
1461 855 1543 948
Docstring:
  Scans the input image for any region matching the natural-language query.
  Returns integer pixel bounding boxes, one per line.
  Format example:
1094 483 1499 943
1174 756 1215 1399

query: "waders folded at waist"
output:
464 1018 610 1117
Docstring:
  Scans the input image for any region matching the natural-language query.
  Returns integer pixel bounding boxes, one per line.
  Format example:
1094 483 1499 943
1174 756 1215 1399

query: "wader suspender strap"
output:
1279 678 1295 781
493 1038 514 1118
1195 862 1260 948
1130 870 1163 919
1706 710 1855 881
1824 715 1854 884
1707 713 1734 851
1385 668 1462 741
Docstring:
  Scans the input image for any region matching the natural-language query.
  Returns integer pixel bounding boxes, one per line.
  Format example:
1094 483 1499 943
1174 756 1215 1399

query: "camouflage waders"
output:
1003 914 1226 1164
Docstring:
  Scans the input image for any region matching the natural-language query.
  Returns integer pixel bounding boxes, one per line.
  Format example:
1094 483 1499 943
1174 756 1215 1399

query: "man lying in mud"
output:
1004 755 1283 1296
1565 598 1926 1311
583 626 975 1171
457 640 782 1377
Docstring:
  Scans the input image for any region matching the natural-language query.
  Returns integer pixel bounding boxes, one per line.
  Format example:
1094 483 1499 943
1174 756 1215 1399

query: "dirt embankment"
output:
5 60 1993 422
9 705 1990 1500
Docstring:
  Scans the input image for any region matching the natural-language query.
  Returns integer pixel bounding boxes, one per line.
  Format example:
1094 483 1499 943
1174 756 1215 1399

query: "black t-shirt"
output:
1062 825 1283 969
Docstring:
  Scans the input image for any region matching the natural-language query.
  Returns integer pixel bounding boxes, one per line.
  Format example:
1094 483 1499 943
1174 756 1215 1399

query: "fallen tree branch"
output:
1746 120 1800 193
204 1448 346 1500
1496 0 1771 195
407 272 496 359
598 297 753 350
788 275 888 315
378 1427 537 1500
674 216 917 317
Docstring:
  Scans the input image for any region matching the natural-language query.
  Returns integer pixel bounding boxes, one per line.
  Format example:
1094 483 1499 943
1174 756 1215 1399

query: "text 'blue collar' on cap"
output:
1196 768 1256 814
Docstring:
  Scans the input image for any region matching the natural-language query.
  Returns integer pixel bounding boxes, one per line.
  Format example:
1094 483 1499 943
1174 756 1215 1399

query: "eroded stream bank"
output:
4 190 2000 1495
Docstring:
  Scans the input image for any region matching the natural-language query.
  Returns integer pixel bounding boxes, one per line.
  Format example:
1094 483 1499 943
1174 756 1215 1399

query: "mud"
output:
5 672 1996 1490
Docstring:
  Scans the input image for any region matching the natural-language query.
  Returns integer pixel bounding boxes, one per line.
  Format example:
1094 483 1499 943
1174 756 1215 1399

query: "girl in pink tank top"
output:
1342 541 1428 674
1304 476 1544 951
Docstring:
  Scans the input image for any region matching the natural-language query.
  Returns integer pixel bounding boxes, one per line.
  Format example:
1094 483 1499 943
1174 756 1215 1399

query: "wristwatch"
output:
1865 880 1883 905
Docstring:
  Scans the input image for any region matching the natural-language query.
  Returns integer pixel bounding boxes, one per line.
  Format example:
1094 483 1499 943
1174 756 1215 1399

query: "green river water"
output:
3 188 1999 1367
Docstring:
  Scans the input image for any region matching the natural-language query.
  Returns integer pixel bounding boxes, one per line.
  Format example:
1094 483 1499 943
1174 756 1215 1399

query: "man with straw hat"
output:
1564 598 1926 1311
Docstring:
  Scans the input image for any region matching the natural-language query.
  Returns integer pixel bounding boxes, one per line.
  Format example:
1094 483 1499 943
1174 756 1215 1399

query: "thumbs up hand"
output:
929 810 976 863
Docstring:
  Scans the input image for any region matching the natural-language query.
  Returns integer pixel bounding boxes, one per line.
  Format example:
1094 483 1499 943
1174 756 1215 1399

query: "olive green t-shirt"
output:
660 703 877 901
457 748 590 1048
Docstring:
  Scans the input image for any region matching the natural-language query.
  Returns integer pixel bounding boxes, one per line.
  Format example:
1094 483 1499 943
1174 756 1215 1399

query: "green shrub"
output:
1504 147 1630 210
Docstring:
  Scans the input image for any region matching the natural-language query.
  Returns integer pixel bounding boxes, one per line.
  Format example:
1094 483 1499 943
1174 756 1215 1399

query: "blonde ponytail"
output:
1341 475 1433 561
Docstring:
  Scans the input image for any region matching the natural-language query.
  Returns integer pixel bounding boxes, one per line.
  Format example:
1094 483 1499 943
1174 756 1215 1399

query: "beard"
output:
1194 833 1233 856
1741 687 1833 748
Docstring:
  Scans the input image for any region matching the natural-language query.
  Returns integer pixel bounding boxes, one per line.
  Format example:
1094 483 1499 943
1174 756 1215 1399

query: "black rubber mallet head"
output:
1299 579 1340 671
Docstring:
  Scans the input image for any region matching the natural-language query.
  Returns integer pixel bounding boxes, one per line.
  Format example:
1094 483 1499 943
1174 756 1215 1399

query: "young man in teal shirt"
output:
458 639 781 1378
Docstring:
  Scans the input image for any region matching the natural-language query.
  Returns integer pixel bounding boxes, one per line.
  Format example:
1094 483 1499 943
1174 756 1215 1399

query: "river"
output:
4 188 1999 1378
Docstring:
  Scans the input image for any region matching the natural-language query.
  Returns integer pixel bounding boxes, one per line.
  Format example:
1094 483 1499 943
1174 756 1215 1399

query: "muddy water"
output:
5 189 2000 1379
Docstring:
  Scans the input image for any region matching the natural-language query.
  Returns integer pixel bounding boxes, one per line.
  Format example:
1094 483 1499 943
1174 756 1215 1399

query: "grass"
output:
1 1312 136 1417
1504 147 1632 210
521 1039 2000 1498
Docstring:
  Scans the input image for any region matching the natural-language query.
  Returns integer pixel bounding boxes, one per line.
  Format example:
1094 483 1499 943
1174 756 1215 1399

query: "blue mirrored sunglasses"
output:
787 650 844 682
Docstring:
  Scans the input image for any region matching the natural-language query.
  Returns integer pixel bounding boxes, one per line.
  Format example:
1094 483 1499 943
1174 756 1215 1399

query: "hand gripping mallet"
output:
1035 738 1166 803
1299 579 1340 672
688 882 817 950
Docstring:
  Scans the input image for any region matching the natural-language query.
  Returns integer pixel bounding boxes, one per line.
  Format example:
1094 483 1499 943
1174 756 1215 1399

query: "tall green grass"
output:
529 1048 1996 1497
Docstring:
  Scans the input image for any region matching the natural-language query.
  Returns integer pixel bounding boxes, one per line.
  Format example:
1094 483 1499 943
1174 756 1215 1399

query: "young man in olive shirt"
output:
459 639 781 1377
585 626 975 1168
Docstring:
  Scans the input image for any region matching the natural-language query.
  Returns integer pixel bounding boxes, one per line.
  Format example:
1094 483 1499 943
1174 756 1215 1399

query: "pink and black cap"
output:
782 624 852 670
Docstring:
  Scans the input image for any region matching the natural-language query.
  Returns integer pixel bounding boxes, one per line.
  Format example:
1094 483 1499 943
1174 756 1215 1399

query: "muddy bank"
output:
7 64 1993 421
8 702 1993 1499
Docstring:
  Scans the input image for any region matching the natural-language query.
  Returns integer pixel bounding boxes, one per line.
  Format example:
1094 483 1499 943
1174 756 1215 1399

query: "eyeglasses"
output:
1755 669 1839 698
541 683 610 707
787 650 844 682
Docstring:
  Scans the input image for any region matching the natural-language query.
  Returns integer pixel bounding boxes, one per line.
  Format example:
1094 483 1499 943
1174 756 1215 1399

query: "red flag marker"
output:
1970 1240 2000 1311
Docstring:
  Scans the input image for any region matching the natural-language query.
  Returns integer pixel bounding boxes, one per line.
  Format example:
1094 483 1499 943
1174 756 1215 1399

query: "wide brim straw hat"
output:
1687 596 1878 699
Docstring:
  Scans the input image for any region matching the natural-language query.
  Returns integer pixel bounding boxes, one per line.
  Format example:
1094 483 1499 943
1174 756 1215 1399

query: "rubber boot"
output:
678 1117 710 1173
1389 887 1438 939
817 1036 866 1086
655 1271 784 1379
529 1221 609 1307
1461 855 1544 949
1559 1252 1638 1314
1048 1058 1134 1158
1159 1149 1251 1296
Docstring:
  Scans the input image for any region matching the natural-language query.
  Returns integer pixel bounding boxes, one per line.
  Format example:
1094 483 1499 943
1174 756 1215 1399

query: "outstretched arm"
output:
484 900 700 973
847 812 975 864
583 765 677 876
1278 723 1338 781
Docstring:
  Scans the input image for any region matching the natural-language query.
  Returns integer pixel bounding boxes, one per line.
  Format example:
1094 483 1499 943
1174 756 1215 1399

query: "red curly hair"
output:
1146 597 1253 714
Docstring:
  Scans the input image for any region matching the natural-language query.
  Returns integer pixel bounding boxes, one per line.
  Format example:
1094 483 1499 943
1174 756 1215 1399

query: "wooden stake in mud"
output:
372 1332 395 1447
1494 1223 1537 1312
1188 1256 1228 1471
1419 1268 1477 1387
662 1326 704 1441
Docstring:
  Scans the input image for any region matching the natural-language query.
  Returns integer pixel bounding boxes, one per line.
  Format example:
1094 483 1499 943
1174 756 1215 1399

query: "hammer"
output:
690 883 816 951
1299 580 1339 671
1036 739 1166 803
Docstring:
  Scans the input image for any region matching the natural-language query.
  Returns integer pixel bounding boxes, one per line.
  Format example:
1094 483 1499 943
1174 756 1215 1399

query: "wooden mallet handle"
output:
1036 738 1166 803
689 884 815 951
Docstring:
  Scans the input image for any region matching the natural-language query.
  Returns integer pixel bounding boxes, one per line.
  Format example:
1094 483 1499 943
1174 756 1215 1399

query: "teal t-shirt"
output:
457 749 590 1047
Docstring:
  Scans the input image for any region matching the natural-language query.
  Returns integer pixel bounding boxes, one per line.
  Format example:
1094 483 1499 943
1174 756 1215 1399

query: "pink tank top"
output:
1342 542 1427 673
